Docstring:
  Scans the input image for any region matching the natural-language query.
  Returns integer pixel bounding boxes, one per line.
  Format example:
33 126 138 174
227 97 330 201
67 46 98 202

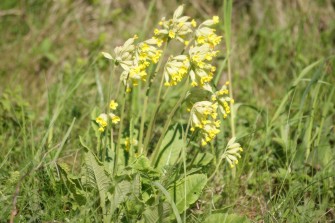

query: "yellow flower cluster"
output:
156 10 221 88
163 55 190 86
189 44 218 87
124 38 163 92
96 114 108 132
95 100 120 132
189 101 221 146
102 36 162 93
223 137 243 168
188 82 234 146
195 16 222 48
154 5 194 44
211 82 234 119
102 6 234 152
123 137 138 152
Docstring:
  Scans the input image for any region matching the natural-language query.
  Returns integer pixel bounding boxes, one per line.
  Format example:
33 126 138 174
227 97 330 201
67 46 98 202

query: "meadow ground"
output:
0 0 334 222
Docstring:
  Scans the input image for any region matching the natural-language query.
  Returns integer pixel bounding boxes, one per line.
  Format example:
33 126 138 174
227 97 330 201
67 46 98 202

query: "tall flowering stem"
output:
139 42 168 155
143 43 170 153
114 87 127 175
151 80 191 167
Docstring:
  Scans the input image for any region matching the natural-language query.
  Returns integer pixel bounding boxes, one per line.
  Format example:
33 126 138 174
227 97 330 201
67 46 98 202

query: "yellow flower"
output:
154 5 193 43
154 29 160 35
189 101 220 146
110 114 120 124
117 37 163 92
191 19 197 27
169 30 176 39
109 100 118 110
188 44 218 86
212 16 219 24
195 18 223 48
95 110 121 132
163 55 190 86
96 114 108 132
123 137 138 152
207 85 233 119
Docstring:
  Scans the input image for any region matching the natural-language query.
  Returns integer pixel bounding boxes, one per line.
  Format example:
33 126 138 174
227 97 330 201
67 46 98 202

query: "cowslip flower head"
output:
188 44 218 86
116 38 162 92
163 55 190 86
95 112 120 132
223 137 243 168
201 82 233 119
189 101 220 146
102 35 137 70
123 137 138 152
212 83 233 119
154 5 194 44
96 113 108 132
195 16 222 48
102 35 163 93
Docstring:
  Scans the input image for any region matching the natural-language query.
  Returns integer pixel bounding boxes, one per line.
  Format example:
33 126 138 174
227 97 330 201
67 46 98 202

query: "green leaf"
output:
132 156 160 177
153 182 182 223
143 203 171 223
108 180 132 215
306 143 332 169
155 124 184 170
57 163 86 206
82 150 111 219
193 152 214 166
169 174 207 213
204 213 251 223
143 207 159 223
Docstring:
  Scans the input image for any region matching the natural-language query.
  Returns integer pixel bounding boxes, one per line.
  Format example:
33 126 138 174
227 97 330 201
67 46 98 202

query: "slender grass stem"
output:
224 0 235 138
227 57 235 137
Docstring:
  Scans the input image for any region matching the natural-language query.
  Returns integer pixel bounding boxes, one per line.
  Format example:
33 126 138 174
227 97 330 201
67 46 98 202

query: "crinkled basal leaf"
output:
82 151 110 191
155 124 184 170
132 156 160 178
169 174 207 213
82 150 111 217
204 213 251 223
143 203 172 223
108 180 132 215
57 163 86 206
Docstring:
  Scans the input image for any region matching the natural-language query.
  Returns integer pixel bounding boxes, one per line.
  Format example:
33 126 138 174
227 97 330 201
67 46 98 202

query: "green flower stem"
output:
182 117 191 222
138 95 148 154
143 60 167 154
103 64 116 162
114 86 127 175
151 81 190 167
139 42 168 155
109 128 114 174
